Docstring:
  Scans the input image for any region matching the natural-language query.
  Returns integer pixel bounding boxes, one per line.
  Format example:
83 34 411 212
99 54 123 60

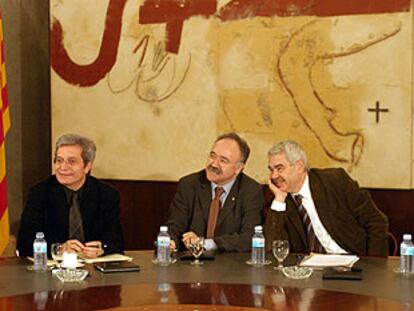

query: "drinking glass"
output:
272 240 289 270
51 243 64 264
187 237 205 265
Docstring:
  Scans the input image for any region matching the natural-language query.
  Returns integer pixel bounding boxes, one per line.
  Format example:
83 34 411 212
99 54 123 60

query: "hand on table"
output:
63 239 104 258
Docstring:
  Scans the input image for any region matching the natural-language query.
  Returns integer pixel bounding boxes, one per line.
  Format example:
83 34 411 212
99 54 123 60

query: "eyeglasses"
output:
268 165 286 174
54 157 83 167
207 152 241 166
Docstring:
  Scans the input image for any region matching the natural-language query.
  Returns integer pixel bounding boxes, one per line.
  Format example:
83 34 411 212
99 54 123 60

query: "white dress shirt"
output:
270 175 347 254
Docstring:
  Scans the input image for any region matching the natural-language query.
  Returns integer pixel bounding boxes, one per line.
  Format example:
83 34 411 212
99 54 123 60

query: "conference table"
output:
0 251 413 310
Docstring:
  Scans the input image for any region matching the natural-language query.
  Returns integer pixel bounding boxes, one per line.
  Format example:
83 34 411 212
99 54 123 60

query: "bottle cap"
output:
35 232 44 239
403 234 412 240
160 226 168 232
254 225 263 231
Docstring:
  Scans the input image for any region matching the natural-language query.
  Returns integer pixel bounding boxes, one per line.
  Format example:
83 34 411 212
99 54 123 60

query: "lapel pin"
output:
231 197 235 201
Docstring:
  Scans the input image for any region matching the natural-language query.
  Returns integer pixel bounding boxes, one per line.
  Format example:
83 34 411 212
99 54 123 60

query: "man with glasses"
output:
17 134 124 258
264 140 388 256
167 132 264 252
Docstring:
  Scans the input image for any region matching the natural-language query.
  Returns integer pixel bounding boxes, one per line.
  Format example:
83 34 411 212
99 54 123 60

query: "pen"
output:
85 243 107 249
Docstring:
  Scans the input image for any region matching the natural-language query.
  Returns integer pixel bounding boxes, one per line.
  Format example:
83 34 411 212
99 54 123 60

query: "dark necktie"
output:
69 192 84 242
206 187 224 239
293 195 325 253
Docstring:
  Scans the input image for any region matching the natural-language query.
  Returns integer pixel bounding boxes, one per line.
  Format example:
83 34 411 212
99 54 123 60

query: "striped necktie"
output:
293 195 325 253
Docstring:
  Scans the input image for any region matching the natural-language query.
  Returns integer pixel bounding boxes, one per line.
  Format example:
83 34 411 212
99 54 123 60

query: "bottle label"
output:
252 237 265 248
33 243 47 253
157 236 170 247
401 246 414 256
404 246 414 256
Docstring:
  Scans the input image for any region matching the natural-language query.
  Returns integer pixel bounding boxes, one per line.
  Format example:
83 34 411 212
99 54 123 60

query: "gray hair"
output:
216 132 250 164
54 134 96 164
267 140 309 171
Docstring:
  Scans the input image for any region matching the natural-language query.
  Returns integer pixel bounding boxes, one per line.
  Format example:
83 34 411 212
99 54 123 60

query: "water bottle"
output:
400 233 414 273
33 232 48 272
157 226 171 266
251 225 265 266
251 284 265 307
157 283 171 303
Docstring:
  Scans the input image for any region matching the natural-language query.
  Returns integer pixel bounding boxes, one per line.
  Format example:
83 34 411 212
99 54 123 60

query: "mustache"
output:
207 165 222 175
272 177 284 184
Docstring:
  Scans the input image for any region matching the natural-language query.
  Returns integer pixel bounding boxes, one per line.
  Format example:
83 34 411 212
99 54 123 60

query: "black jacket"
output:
17 175 124 257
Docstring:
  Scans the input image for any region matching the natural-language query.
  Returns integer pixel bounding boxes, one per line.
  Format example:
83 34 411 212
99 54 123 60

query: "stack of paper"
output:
300 254 359 267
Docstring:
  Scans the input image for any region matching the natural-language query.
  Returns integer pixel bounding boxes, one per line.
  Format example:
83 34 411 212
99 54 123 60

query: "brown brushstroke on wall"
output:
50 0 127 86
139 0 216 53
217 0 411 20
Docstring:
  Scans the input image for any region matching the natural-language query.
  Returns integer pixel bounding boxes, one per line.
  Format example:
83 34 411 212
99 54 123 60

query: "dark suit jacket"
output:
17 175 124 257
264 168 389 257
166 170 264 252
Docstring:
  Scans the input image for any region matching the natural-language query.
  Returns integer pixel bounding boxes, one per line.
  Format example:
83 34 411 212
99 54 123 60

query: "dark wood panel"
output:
104 180 178 250
105 179 414 253
369 189 414 251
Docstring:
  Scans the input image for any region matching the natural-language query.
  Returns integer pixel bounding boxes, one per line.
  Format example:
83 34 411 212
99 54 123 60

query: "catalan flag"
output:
0 12 10 255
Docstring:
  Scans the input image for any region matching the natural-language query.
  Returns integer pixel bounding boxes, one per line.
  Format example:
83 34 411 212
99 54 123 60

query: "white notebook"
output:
300 254 359 267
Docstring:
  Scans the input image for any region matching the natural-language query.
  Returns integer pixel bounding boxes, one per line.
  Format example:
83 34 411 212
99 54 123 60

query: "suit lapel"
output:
198 174 212 224
78 177 98 240
308 170 332 234
216 179 238 228
216 175 241 228
49 177 70 238
286 195 307 245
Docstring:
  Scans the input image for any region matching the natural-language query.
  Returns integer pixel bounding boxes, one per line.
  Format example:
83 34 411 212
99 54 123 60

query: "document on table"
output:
300 254 359 267
28 253 133 265
83 253 133 264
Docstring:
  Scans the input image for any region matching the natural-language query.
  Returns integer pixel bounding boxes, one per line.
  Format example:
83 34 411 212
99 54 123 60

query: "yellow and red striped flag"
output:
0 11 10 255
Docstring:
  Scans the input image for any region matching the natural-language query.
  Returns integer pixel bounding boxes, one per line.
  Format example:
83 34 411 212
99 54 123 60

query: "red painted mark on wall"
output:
50 0 410 87
139 0 216 54
216 0 411 20
50 0 127 87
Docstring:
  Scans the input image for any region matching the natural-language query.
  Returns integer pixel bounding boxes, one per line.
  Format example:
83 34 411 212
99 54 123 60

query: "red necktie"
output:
293 195 325 253
206 187 224 239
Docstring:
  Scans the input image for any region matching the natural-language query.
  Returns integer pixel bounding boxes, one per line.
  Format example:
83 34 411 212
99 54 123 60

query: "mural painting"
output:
50 0 412 188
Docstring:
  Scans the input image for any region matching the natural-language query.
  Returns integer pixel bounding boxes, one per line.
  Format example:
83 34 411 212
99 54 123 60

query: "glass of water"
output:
272 240 289 270
51 243 64 264
187 237 205 265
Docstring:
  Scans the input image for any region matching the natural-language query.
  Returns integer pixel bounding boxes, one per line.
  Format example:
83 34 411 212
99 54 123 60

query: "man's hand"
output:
63 239 84 253
82 241 104 258
63 240 104 258
268 175 288 203
182 231 198 248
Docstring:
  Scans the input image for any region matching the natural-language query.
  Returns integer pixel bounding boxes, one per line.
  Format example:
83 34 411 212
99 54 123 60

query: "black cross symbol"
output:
368 101 389 123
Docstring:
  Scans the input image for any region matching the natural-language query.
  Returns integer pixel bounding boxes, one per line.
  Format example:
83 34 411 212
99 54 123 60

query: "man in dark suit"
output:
17 134 123 258
264 140 388 257
167 132 264 252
